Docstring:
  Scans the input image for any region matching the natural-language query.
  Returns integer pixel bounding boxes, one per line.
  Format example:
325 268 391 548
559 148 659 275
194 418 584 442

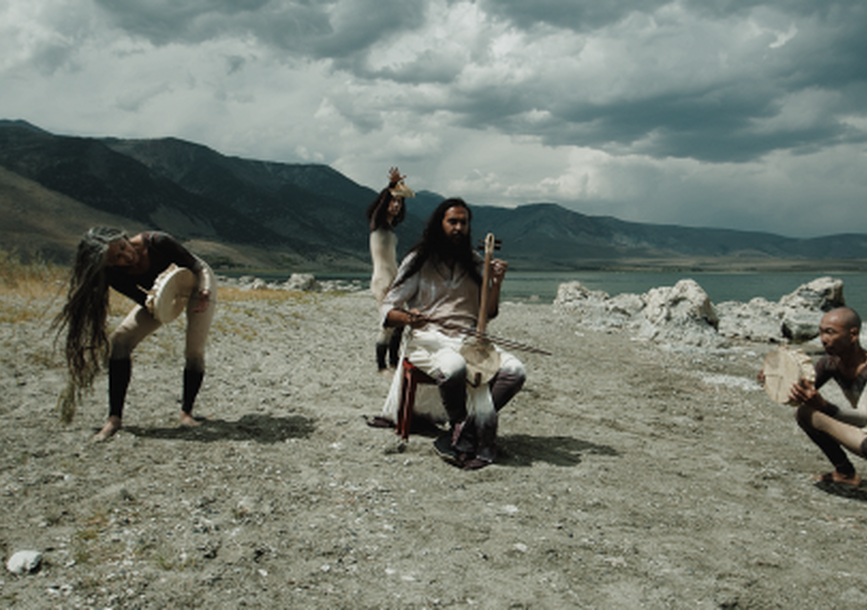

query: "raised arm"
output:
388 166 405 187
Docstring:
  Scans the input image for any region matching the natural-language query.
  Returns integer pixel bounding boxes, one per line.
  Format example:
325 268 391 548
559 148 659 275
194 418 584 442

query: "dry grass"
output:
216 285 316 304
0 249 321 301
0 249 67 299
0 251 322 325
0 250 67 324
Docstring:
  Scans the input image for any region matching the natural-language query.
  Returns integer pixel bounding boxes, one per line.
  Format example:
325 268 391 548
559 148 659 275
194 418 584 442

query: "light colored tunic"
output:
369 228 398 305
379 251 482 334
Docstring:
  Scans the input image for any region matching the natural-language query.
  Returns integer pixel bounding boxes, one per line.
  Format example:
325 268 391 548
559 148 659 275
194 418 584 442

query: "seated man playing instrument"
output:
779 307 867 486
381 198 526 470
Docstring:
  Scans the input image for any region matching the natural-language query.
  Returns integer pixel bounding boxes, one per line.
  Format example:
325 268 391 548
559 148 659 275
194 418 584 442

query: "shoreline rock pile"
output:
216 273 364 293
554 276 845 348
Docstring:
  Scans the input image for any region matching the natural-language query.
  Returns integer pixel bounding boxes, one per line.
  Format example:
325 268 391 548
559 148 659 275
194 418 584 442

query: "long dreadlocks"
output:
52 226 127 420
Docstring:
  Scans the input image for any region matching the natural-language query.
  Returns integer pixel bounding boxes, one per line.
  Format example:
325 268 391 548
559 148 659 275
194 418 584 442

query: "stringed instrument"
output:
460 233 503 387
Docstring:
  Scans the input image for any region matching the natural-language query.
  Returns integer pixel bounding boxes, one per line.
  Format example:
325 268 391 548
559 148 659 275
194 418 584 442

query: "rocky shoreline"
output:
554 275 846 348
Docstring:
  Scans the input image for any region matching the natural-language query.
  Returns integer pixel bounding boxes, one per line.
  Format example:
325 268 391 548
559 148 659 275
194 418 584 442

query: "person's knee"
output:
109 333 133 360
501 355 526 379
794 403 814 430
437 364 467 388
437 351 467 379
511 364 527 388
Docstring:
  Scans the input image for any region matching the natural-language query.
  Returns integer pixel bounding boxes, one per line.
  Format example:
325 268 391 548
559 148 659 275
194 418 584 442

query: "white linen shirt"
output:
380 251 482 335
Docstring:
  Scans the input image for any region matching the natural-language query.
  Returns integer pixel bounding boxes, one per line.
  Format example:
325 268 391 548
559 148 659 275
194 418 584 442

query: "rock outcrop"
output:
555 276 846 347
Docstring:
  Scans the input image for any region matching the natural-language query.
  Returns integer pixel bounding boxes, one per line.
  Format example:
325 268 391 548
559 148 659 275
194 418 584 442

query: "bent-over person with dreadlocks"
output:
379 198 526 470
54 227 216 441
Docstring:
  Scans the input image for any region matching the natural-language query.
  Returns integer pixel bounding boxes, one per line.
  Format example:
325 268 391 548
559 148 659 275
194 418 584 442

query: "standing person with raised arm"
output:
366 167 412 375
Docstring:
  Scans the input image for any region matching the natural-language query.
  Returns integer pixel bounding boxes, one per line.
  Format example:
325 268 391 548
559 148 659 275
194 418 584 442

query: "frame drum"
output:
145 264 197 323
762 346 815 405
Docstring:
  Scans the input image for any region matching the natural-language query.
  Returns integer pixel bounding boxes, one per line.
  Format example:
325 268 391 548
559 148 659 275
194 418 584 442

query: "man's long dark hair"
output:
394 198 481 287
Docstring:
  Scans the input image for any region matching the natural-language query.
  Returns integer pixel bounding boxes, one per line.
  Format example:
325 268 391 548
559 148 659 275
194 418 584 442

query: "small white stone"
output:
6 550 42 575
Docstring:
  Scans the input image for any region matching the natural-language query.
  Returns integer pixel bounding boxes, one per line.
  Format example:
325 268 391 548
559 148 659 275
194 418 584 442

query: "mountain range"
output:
2 119 867 272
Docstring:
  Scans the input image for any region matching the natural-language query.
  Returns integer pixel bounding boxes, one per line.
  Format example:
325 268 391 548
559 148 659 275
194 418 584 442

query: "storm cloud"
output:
2 0 866 236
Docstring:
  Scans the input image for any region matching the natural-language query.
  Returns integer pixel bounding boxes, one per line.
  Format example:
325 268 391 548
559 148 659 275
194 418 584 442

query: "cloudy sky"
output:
2 0 866 237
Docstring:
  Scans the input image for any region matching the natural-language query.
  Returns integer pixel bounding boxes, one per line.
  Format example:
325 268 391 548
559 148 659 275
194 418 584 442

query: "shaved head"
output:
823 307 862 333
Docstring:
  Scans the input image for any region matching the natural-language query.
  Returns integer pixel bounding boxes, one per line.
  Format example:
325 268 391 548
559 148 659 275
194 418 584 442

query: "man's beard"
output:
442 232 471 260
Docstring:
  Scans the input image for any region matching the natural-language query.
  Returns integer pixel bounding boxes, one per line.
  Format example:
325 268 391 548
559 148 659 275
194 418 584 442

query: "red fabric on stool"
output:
396 360 436 441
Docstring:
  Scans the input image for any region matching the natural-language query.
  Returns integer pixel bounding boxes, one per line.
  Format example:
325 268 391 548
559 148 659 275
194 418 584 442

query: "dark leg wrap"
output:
490 370 526 412
376 343 388 370
433 367 474 453
109 358 132 420
388 327 403 368
433 367 468 423
182 368 205 415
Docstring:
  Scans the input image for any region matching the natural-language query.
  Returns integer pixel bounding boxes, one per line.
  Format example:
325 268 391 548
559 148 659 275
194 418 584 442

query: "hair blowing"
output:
53 227 128 395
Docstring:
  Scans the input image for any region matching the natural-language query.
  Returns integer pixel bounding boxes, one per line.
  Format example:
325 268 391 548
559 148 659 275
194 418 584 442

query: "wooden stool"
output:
396 360 436 441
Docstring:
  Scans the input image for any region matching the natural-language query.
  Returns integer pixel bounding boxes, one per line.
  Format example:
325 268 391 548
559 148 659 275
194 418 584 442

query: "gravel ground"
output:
3 288 867 609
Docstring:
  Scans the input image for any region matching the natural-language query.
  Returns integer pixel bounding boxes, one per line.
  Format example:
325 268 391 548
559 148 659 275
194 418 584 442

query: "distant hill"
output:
0 165 149 263
2 120 867 271
0 119 51 134
471 204 867 269
101 136 425 264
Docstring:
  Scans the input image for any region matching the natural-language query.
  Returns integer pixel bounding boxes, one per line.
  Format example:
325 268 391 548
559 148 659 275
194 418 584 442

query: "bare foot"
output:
179 412 201 427
93 416 122 442
813 471 862 487
378 368 393 378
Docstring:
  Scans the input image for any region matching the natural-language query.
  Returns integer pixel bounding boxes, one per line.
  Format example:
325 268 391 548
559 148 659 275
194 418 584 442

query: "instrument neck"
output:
477 233 495 333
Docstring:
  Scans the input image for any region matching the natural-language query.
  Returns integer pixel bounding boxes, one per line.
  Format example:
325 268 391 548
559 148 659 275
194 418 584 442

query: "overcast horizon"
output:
2 1 866 239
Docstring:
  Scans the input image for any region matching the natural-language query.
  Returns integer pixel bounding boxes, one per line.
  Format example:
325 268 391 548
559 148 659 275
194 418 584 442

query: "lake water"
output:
310 270 867 315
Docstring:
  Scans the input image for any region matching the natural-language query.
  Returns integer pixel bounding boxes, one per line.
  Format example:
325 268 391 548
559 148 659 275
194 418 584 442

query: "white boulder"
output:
716 297 785 342
282 273 321 291
635 280 726 347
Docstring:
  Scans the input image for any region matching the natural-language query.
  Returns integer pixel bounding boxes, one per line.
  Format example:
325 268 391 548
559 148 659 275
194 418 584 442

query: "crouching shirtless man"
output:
782 307 867 486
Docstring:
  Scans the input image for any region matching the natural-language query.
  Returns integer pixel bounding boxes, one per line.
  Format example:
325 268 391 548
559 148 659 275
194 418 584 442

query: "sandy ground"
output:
3 287 867 609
